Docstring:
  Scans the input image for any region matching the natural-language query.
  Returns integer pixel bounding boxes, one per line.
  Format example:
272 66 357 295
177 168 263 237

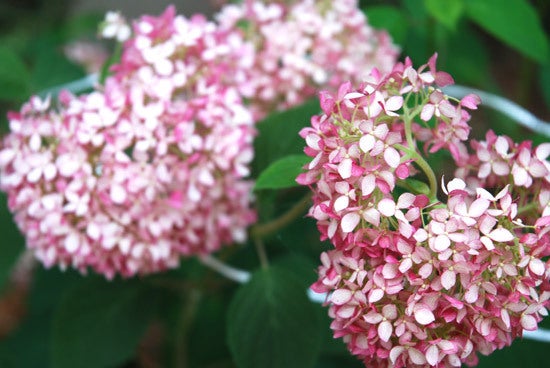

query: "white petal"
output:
110 184 127 204
65 233 80 253
488 227 514 242
385 95 403 111
426 345 439 366
529 258 545 276
27 167 42 183
465 285 479 303
433 234 451 252
338 158 352 179
384 147 401 168
378 320 393 342
341 212 360 233
361 175 375 196
446 178 466 192
362 208 380 226
441 270 456 290
409 347 427 365
369 288 384 303
334 196 349 212
390 346 405 364
414 307 435 325
359 135 375 153
378 198 396 217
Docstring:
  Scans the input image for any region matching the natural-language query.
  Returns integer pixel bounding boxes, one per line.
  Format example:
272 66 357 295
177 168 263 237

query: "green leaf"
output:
51 278 159 368
424 0 464 31
0 192 24 291
444 24 495 88
0 269 86 368
253 99 319 177
541 64 550 111
399 178 431 196
464 0 549 63
364 6 408 45
255 154 311 190
0 46 30 101
227 267 322 368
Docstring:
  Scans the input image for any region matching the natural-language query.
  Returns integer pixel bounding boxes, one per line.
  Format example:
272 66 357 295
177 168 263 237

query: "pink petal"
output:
414 306 435 325
460 94 481 109
364 311 383 324
355 335 369 350
382 304 398 319
529 162 548 177
521 314 537 330
337 305 356 318
536 143 550 160
331 289 353 305
397 192 415 208
341 212 360 233
378 320 393 342
501 309 511 329
421 104 435 121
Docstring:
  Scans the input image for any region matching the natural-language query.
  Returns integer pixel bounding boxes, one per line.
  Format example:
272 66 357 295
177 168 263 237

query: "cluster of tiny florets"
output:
216 0 398 119
1 1 400 278
299 56 550 367
0 6 256 278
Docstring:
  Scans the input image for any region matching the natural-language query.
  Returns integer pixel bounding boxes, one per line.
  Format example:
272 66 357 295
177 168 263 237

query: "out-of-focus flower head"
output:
0 6 257 279
216 0 399 119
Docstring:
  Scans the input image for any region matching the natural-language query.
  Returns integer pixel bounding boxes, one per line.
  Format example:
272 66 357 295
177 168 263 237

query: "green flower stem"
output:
254 238 270 269
174 288 201 368
518 201 538 215
396 143 438 202
249 193 312 239
398 102 439 202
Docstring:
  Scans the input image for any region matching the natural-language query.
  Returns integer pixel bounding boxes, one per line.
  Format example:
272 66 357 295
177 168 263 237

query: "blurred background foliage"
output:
0 1 549 367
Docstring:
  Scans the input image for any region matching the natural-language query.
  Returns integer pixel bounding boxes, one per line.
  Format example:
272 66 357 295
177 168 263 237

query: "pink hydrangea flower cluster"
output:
298 56 550 367
0 6 256 278
216 0 398 119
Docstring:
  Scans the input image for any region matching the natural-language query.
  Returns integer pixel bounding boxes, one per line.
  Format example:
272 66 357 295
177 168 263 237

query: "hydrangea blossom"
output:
216 0 399 119
0 7 256 278
299 57 550 367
